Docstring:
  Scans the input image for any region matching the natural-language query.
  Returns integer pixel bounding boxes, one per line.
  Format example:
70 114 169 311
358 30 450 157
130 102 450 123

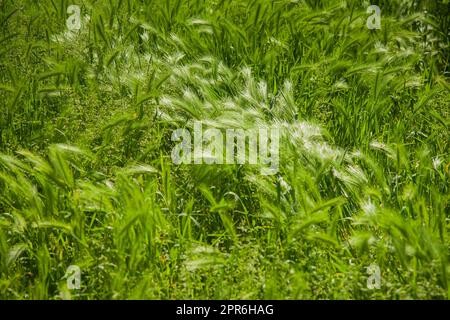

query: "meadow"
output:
0 0 449 299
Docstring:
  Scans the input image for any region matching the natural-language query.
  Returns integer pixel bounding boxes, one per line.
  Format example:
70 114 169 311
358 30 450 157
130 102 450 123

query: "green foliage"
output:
0 0 448 299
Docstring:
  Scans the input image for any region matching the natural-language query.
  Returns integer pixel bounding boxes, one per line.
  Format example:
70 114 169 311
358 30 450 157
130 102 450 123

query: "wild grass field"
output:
0 0 449 299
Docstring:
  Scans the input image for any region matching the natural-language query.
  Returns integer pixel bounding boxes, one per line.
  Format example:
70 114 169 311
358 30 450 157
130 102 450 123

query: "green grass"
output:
0 0 449 299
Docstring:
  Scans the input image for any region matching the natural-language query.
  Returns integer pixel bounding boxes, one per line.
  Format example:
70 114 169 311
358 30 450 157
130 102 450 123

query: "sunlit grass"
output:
0 0 448 299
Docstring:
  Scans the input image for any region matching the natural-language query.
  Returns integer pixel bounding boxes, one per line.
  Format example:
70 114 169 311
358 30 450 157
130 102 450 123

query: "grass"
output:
0 0 449 299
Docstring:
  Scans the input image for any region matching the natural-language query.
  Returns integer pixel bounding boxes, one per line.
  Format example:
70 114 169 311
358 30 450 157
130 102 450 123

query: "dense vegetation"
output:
0 0 449 299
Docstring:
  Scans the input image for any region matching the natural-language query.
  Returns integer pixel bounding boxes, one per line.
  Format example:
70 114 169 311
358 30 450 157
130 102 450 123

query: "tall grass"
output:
0 0 448 299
